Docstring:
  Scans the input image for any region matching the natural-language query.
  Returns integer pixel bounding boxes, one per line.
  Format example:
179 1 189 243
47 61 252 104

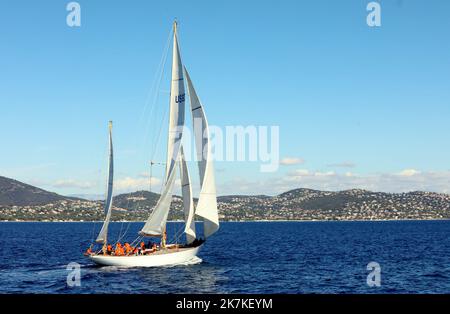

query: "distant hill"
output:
67 194 105 201
112 190 161 209
0 175 77 206
0 176 449 221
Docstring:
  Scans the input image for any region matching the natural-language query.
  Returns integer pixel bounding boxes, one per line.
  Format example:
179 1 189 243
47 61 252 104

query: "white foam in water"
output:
158 256 203 268
182 256 203 266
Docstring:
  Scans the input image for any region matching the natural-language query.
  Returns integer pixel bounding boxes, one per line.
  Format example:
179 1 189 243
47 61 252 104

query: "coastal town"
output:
1 188 449 222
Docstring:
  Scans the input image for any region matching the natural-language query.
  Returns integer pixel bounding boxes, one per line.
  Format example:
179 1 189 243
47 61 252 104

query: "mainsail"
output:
96 121 114 244
184 68 219 238
165 21 185 180
179 145 196 244
140 21 185 237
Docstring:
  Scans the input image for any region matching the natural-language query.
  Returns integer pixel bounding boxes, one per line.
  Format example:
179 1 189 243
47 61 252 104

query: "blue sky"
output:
0 0 449 196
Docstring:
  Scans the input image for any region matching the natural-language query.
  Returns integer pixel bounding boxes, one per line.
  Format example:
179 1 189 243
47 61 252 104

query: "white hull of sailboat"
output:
88 245 202 267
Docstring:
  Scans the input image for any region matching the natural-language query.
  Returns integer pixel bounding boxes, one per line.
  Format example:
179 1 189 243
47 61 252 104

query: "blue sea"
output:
0 221 449 294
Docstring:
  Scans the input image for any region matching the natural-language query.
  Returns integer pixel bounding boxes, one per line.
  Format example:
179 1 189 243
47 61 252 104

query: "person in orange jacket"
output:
84 247 93 256
124 243 133 255
115 243 123 256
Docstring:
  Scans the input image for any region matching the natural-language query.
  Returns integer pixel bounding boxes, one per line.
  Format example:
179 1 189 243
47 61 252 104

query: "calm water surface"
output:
0 221 449 293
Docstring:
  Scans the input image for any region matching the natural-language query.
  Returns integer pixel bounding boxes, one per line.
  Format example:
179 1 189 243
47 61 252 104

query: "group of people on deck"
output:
85 241 160 256
84 231 171 256
108 241 158 256
84 231 205 256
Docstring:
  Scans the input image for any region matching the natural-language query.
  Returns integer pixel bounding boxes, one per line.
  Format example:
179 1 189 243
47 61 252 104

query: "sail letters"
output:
175 94 185 103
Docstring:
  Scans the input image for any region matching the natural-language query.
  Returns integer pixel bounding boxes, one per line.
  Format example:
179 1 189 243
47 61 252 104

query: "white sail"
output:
165 21 185 181
139 163 178 236
139 22 185 238
96 121 114 244
184 68 219 238
179 145 196 244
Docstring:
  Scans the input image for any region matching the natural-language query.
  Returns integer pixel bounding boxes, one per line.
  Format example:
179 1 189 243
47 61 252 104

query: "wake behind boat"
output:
85 21 219 267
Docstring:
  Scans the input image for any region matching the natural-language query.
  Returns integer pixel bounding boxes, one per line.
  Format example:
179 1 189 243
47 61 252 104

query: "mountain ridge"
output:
0 176 82 206
1 175 449 221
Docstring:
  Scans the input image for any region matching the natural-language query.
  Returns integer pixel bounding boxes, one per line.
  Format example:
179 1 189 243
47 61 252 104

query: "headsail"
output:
165 21 185 180
96 121 114 244
139 160 178 237
184 68 219 238
179 145 196 244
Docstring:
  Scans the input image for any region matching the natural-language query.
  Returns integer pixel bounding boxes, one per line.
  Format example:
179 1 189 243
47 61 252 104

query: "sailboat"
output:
87 21 219 267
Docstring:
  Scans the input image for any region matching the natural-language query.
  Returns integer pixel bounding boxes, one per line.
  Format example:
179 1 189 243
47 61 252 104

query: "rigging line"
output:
142 30 172 152
147 25 173 165
119 28 171 235
139 25 172 156
136 28 172 148
89 221 96 245
117 218 132 244
139 25 175 240
152 106 169 196
130 235 143 248
131 27 171 231
148 72 170 162
116 189 136 243
143 92 169 198
171 224 182 243
116 220 124 244
120 71 169 243
172 221 187 244
94 29 172 247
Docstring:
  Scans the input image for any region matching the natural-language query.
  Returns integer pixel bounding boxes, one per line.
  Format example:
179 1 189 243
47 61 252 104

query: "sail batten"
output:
96 121 114 244
184 68 219 239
